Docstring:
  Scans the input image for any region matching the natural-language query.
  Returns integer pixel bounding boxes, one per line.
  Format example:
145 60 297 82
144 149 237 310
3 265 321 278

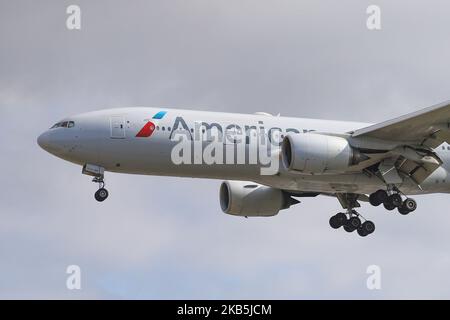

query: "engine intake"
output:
219 181 299 217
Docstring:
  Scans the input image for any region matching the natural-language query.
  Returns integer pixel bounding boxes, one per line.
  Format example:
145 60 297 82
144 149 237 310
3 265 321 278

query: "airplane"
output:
37 100 450 237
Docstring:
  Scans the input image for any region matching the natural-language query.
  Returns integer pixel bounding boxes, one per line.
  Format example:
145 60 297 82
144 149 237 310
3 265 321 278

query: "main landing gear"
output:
329 209 376 237
331 193 376 237
368 189 417 215
330 187 417 237
93 176 109 202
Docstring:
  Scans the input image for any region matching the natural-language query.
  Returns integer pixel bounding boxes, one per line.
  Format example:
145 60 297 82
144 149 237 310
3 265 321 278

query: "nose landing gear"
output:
93 176 109 202
82 164 109 202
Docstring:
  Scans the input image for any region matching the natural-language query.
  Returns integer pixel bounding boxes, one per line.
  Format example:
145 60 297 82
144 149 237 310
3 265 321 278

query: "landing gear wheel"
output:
357 228 368 237
329 215 340 229
369 193 380 206
358 221 375 236
329 212 347 229
335 212 347 226
91 174 109 202
343 224 355 233
348 216 361 229
95 188 109 202
344 216 360 233
388 194 403 208
369 190 388 206
383 201 396 211
403 198 417 212
398 205 410 215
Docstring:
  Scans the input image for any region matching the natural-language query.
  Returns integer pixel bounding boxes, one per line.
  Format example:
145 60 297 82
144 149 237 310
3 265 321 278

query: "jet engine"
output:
281 133 365 174
219 181 299 217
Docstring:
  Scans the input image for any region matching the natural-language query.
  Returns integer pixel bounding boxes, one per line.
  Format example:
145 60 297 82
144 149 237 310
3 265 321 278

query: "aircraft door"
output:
110 116 126 139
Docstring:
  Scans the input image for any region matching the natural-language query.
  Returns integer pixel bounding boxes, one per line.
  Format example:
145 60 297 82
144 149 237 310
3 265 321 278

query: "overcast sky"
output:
2 0 450 299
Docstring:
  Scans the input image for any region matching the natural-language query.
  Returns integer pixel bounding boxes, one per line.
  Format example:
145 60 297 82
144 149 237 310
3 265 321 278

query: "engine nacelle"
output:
281 133 360 174
219 181 299 217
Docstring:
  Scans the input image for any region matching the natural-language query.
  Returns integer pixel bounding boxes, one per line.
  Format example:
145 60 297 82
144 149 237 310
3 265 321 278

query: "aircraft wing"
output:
348 100 450 185
351 100 450 148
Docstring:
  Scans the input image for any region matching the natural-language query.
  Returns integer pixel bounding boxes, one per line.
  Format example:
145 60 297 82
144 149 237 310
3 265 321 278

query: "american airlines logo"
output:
135 110 316 175
135 111 167 137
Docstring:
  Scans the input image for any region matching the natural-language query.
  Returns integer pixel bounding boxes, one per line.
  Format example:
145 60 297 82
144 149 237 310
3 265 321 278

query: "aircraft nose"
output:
37 131 53 152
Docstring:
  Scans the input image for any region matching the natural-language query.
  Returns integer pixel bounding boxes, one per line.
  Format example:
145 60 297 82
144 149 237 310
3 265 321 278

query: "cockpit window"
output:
50 121 75 129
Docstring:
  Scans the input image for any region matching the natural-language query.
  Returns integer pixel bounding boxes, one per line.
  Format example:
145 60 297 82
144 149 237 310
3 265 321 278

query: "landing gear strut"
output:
93 176 109 202
369 187 417 215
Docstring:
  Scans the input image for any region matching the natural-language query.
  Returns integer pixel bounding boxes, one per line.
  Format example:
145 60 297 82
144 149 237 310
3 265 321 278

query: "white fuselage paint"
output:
37 107 450 195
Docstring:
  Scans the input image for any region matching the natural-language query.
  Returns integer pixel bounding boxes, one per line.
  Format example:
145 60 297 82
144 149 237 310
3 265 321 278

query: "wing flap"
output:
396 156 441 185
